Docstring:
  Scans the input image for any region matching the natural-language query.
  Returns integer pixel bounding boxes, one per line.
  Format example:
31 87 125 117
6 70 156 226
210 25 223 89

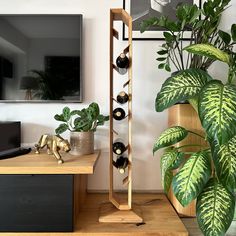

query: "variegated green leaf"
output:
172 151 211 207
55 123 69 135
199 80 236 145
153 126 188 154
188 97 198 112
155 69 212 112
184 44 230 64
211 136 236 192
163 170 173 195
197 178 235 236
62 107 71 121
161 148 184 193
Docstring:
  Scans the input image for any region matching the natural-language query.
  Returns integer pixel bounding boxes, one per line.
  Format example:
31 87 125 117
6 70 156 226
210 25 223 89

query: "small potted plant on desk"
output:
54 102 109 155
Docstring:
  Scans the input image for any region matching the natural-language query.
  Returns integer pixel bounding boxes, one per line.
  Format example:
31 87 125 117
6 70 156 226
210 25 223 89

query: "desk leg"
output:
74 175 88 224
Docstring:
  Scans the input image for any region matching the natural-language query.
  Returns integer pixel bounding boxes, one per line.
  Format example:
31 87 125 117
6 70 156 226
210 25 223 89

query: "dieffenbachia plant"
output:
54 102 109 134
153 39 236 235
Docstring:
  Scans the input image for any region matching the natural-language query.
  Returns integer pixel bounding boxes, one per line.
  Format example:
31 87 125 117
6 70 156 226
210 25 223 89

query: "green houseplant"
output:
140 0 236 234
54 102 109 155
141 0 233 114
140 0 231 73
152 37 236 235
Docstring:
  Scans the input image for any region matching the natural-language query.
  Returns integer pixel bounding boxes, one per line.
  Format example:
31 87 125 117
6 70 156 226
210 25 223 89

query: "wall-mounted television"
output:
0 14 83 102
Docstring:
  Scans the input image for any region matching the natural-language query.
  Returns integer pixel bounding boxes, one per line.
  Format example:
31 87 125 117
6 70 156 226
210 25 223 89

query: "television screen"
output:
0 57 13 78
0 122 21 155
0 15 82 102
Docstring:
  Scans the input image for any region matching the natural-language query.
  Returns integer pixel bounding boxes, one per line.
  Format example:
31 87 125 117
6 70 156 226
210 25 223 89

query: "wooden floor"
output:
182 218 236 236
75 193 188 235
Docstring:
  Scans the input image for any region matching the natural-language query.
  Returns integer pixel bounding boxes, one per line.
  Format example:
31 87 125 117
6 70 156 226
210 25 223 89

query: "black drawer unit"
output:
0 174 73 232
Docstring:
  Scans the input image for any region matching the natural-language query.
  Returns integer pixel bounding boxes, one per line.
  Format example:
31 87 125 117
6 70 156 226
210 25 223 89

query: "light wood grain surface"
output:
99 202 143 223
168 104 208 217
76 193 188 236
182 218 236 236
0 150 100 174
109 8 133 212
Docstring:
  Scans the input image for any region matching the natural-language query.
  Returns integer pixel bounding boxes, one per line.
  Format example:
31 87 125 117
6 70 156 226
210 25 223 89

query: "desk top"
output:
0 150 100 174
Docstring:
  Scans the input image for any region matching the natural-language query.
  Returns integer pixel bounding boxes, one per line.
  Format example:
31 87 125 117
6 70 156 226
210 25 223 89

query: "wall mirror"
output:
0 14 82 102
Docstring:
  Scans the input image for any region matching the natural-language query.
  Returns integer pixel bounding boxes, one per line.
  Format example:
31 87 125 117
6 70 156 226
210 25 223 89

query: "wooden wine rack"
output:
99 9 143 223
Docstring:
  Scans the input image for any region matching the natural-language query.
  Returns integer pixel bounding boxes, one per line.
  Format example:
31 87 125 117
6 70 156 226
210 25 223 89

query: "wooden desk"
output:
0 150 100 234
0 151 189 236
0 150 100 174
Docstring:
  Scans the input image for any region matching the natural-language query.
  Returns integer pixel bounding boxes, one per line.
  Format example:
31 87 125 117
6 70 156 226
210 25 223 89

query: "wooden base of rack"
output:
99 202 143 223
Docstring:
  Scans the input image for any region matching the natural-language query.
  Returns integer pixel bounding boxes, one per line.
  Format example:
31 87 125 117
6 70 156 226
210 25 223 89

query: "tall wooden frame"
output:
99 9 142 223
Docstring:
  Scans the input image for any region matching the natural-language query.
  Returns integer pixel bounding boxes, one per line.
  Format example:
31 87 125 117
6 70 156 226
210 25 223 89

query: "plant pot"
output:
69 131 94 156
168 104 208 217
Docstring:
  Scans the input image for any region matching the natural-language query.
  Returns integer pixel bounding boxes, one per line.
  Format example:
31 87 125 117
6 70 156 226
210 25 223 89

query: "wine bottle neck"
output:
120 53 126 59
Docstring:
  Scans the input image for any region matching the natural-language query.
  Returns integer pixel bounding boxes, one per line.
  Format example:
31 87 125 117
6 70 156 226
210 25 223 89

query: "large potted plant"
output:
141 0 234 217
152 32 236 236
54 102 109 155
140 0 236 234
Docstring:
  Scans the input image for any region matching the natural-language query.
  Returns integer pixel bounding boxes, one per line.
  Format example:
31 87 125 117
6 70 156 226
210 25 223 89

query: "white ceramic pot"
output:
69 131 94 156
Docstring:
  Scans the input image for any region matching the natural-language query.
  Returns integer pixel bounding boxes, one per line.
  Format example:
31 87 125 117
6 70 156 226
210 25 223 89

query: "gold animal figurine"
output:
35 134 71 164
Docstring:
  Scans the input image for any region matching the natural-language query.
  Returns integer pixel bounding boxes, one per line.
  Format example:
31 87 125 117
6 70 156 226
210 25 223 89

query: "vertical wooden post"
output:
99 8 142 223
127 11 133 210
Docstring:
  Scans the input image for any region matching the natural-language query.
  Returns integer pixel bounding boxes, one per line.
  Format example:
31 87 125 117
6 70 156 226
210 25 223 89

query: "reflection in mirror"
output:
0 15 82 102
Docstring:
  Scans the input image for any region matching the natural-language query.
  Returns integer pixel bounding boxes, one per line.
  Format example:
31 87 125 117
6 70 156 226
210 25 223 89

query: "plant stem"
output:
170 29 185 70
176 42 185 70
176 144 202 150
171 49 182 70
68 120 74 131
168 50 179 70
169 56 179 71
202 148 211 152
183 152 195 155
227 65 235 84
187 130 206 139
187 30 194 68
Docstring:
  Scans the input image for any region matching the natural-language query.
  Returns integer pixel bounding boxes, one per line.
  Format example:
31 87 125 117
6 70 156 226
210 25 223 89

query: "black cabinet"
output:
0 175 73 232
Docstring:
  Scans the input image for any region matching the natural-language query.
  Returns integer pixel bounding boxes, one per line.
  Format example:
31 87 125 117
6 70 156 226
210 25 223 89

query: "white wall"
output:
0 0 234 191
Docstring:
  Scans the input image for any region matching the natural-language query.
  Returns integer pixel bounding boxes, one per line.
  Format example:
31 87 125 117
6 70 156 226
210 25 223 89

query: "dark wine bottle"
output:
116 53 129 75
113 107 126 120
112 140 126 155
114 155 129 174
116 91 129 104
